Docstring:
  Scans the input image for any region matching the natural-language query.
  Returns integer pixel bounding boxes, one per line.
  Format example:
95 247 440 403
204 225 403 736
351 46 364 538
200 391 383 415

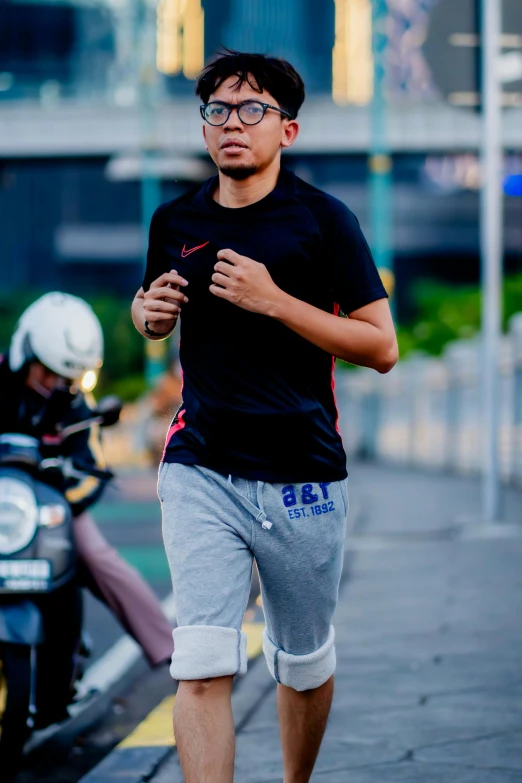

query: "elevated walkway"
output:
2 99 522 157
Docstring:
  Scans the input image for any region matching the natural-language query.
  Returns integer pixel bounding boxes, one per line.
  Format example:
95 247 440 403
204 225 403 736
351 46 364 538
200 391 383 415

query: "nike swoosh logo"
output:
181 241 210 257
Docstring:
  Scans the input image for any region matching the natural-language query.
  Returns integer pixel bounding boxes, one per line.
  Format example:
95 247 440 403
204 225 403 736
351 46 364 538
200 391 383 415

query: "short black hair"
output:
196 49 305 119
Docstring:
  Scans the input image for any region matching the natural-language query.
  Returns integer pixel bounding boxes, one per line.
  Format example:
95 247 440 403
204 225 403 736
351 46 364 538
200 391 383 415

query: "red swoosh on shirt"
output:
181 241 210 257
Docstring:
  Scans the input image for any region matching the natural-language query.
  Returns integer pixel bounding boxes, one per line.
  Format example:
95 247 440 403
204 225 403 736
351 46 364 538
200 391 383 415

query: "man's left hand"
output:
210 249 283 316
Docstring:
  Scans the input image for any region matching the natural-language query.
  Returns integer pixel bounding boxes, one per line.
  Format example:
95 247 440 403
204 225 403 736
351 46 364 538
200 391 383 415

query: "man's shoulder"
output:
286 171 358 234
152 178 214 225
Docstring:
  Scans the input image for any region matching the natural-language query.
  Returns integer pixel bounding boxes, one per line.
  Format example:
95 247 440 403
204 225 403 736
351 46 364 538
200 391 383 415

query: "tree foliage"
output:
396 273 522 359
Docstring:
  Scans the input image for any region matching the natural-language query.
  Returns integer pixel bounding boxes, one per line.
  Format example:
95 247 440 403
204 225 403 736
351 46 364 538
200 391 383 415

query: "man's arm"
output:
210 249 398 374
132 271 189 341
270 295 397 374
61 398 107 516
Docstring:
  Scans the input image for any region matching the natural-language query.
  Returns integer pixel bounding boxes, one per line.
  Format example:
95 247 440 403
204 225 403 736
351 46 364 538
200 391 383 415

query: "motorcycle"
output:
0 395 122 782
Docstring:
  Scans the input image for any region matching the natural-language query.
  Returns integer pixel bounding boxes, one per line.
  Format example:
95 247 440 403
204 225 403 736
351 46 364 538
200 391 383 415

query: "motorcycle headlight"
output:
39 504 66 528
0 478 38 555
80 370 97 393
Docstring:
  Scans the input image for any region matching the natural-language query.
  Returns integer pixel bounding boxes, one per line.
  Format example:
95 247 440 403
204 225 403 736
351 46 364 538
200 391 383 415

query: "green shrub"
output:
338 273 522 368
396 273 522 360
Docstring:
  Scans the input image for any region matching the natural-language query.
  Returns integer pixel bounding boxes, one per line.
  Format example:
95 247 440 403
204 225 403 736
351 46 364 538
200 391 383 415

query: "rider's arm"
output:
62 397 107 517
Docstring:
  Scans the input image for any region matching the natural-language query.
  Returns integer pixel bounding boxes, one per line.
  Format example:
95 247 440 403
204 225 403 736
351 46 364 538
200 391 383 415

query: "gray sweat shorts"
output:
158 463 349 692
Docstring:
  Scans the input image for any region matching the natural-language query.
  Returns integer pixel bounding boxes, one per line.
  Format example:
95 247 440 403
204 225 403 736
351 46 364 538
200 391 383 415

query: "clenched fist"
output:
144 271 189 334
210 249 282 316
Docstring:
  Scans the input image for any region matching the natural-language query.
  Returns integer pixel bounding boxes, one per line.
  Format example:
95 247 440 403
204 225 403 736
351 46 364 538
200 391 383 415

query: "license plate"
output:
0 559 51 591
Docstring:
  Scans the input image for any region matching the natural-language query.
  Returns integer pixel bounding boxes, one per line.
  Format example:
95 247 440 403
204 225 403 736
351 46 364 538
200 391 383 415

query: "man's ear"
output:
281 120 299 149
202 124 208 150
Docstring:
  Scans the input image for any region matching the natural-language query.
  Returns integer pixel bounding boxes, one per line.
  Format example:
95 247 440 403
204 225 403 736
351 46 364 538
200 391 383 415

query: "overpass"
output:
1 97 521 158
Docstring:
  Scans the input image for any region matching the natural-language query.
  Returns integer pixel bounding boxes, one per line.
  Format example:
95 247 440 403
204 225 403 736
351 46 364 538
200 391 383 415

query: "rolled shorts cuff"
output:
170 625 248 681
263 626 336 692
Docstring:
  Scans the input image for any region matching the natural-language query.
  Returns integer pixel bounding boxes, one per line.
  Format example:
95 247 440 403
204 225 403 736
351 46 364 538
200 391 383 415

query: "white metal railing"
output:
336 312 522 487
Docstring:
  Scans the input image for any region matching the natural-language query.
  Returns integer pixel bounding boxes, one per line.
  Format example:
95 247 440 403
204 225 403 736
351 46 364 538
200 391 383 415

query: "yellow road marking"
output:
119 695 176 748
244 621 264 659
117 621 265 750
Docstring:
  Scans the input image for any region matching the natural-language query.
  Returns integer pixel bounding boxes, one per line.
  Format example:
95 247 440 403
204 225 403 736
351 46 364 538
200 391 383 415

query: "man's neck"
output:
214 162 281 209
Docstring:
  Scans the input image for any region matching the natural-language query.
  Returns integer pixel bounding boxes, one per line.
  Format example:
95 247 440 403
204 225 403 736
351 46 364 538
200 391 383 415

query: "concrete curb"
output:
78 623 266 783
24 594 177 757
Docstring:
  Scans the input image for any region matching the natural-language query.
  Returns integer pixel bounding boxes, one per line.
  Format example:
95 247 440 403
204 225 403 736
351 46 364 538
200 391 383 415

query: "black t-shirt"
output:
143 167 387 482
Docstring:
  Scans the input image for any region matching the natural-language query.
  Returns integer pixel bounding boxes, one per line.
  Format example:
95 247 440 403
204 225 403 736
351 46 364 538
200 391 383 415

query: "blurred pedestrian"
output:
132 50 397 783
1 293 173 668
142 358 183 464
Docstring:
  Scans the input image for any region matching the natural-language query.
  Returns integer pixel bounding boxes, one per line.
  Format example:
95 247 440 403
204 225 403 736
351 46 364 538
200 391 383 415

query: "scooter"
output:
0 396 121 782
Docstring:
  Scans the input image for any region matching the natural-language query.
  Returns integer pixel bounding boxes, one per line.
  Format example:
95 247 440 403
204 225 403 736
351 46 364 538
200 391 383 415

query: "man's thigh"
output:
160 463 254 679
255 478 348 690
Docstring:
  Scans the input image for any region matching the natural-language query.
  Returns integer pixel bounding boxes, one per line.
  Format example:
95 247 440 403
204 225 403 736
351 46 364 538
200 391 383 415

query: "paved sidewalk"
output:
153 463 522 782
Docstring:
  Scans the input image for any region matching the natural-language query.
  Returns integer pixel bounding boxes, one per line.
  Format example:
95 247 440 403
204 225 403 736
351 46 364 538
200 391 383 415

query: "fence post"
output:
510 314 522 486
402 352 427 465
444 340 480 475
360 388 380 460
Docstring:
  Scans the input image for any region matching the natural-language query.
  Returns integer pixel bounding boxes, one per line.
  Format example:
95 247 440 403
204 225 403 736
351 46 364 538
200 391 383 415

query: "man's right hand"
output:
143 271 189 334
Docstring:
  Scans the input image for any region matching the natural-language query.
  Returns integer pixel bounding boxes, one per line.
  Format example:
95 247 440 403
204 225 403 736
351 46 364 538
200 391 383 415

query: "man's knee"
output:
178 676 234 698
170 625 247 681
263 626 336 692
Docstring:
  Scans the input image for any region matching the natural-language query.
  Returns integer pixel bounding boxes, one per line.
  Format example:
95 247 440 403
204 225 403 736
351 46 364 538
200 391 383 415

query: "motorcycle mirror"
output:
94 396 123 427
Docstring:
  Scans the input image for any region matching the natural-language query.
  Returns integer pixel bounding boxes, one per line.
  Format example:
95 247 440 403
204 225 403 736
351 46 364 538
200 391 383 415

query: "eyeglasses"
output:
200 100 292 126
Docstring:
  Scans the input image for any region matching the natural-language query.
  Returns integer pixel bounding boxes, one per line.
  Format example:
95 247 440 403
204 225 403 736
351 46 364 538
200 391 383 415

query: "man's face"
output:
202 76 299 180
26 361 68 395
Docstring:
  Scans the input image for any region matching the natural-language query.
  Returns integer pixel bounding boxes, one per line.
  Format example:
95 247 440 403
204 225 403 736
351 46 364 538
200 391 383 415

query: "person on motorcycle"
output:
0 292 173 668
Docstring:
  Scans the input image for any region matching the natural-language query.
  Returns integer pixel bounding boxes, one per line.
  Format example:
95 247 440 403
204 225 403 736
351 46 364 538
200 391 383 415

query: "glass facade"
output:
0 2 114 100
161 0 334 96
1 0 520 304
223 0 306 76
0 0 446 104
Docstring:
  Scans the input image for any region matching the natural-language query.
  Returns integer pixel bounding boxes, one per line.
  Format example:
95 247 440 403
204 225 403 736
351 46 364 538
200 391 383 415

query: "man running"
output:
132 50 398 783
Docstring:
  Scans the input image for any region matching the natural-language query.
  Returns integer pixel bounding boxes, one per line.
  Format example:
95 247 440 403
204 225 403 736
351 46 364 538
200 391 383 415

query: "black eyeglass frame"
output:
200 100 293 126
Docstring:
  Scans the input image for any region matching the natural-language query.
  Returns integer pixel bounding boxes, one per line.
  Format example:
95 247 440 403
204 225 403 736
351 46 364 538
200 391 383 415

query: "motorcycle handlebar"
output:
39 457 114 483
73 461 114 482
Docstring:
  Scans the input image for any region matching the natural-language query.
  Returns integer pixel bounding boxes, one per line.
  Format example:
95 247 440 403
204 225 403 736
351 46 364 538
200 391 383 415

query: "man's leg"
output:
160 465 255 779
278 676 334 783
255 478 349 781
174 676 235 783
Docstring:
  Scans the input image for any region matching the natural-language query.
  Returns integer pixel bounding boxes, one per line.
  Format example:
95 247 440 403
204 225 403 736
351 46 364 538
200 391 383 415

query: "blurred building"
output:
0 0 521 313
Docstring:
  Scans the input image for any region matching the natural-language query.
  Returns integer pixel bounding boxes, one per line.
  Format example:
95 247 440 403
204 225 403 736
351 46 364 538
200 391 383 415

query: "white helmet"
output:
9 292 104 379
